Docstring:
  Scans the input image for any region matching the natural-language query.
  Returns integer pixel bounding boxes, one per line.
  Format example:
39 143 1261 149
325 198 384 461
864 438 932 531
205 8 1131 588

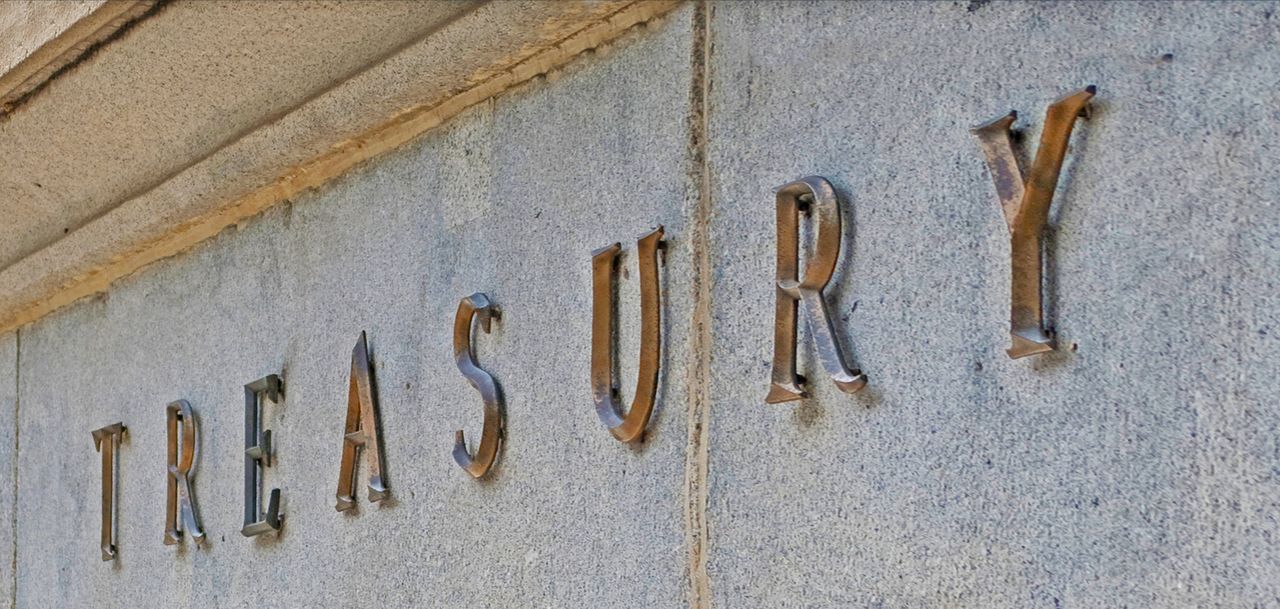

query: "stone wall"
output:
705 2 1279 607
0 332 14 607
3 2 1279 608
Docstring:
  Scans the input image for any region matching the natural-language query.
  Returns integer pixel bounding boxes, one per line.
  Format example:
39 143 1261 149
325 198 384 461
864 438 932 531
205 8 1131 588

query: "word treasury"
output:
89 86 1095 561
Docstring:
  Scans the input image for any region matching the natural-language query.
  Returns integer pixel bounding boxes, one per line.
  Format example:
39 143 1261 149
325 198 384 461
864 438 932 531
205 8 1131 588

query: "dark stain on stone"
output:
794 399 822 428
0 1 169 118
841 300 859 322
966 0 991 13
280 199 294 229
1161 52 1175 63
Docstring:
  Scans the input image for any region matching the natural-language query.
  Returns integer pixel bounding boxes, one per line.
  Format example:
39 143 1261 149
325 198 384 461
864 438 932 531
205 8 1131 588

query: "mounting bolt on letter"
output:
336 331 390 511
164 400 204 547
972 86 1095 359
91 422 126 561
766 176 867 404
452 293 505 478
243 374 284 536
591 226 665 442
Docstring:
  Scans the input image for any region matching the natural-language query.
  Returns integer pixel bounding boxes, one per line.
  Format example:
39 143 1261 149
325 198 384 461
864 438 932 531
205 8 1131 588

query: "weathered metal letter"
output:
972 86 1095 359
242 374 283 536
452 293 504 478
336 331 389 511
164 400 204 546
91 422 126 560
591 226 664 442
766 176 867 404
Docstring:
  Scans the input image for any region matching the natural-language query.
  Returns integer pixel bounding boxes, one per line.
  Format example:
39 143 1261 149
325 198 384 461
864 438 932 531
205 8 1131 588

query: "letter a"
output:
336 331 389 511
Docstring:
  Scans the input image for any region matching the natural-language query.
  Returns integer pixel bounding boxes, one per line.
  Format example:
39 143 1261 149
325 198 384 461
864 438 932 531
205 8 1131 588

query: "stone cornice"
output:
0 0 682 334
0 0 157 115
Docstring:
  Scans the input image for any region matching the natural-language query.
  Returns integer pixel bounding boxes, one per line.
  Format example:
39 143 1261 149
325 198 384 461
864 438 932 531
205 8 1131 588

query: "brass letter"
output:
336 331 389 511
243 374 283 536
591 226 664 442
91 422 126 561
766 176 867 404
452 293 504 478
972 86 1095 359
164 400 204 546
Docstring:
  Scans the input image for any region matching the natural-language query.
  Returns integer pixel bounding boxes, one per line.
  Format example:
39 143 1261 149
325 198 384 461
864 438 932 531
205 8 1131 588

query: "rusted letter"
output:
164 400 204 546
591 226 664 442
766 176 867 404
242 374 283 536
453 293 504 478
972 86 1095 359
336 331 389 511
91 422 126 560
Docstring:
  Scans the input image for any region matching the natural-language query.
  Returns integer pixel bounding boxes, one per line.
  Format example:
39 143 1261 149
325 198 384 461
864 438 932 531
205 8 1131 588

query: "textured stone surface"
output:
0 1 154 114
705 1 1280 608
0 0 476 268
6 1 1280 608
0 0 678 336
0 1 103 79
0 332 14 608
14 6 695 608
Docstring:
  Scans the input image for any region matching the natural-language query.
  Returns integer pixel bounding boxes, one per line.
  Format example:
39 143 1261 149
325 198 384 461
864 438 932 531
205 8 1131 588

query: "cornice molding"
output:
0 0 158 115
0 0 682 334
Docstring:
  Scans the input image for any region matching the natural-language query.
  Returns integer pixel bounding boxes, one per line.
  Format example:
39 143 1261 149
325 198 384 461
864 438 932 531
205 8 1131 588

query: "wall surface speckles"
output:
705 2 1280 607
3 2 1279 608
13 6 695 608
0 332 14 608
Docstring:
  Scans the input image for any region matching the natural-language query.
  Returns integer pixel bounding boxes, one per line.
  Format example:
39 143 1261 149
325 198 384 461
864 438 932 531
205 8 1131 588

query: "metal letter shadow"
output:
453 293 504 479
164 400 204 547
243 374 283 536
766 176 867 404
972 86 1095 359
336 331 390 511
591 226 664 442
91 422 126 560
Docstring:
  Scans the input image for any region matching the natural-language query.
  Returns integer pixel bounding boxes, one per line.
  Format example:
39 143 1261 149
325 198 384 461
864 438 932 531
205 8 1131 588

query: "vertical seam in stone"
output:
8 330 18 609
683 1 712 608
